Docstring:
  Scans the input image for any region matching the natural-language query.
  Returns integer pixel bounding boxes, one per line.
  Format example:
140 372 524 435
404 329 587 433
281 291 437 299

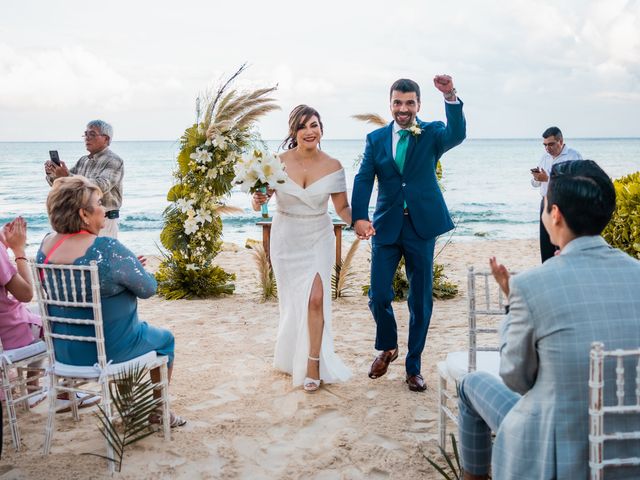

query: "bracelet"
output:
444 88 457 101
14 256 28 262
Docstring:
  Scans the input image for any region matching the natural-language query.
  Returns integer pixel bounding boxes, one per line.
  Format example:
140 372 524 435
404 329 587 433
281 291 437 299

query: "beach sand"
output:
2 238 538 479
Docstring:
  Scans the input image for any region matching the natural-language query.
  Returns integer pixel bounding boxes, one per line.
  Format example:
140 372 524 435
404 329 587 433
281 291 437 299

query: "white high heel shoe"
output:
304 356 321 393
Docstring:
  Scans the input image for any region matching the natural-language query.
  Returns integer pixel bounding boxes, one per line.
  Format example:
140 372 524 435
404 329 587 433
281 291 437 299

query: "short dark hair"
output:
546 160 615 236
542 126 562 140
390 79 421 102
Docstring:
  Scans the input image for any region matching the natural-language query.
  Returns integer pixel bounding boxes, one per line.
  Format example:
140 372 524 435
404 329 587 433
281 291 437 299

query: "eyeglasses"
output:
543 141 558 148
83 131 106 139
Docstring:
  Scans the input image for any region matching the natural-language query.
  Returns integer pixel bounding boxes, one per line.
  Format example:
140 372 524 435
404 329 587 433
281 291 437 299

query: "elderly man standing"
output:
530 126 582 262
44 120 123 238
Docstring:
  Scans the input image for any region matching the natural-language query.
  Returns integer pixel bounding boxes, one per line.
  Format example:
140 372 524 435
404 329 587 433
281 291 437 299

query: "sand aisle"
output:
2 239 538 479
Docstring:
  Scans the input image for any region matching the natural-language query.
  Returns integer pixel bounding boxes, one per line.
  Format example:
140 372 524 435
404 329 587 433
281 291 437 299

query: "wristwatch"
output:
444 88 457 101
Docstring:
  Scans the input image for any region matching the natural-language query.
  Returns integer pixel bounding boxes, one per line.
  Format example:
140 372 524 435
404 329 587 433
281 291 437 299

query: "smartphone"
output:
49 150 61 166
530 167 540 173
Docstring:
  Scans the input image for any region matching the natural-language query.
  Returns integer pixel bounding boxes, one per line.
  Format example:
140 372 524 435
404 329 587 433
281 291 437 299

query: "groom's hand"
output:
355 220 376 240
433 74 454 94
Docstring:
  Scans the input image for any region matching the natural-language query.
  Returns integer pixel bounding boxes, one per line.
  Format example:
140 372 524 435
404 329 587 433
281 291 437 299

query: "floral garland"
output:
156 65 279 299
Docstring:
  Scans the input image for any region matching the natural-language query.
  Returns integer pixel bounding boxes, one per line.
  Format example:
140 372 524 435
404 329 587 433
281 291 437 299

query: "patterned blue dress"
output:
36 237 174 366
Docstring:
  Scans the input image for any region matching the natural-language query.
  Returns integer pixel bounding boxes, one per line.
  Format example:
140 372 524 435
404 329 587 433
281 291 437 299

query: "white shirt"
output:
392 98 460 158
531 145 583 196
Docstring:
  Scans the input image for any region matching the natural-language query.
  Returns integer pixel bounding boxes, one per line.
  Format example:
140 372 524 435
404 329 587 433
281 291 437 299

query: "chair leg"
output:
69 381 80 421
438 374 448 450
43 375 58 455
159 362 171 441
1 368 21 451
99 377 116 473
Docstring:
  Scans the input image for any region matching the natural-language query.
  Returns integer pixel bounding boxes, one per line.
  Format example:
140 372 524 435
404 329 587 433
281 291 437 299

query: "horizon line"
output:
1 136 640 143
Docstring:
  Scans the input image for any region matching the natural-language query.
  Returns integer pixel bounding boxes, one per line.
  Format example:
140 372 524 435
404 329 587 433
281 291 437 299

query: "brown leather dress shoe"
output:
406 374 427 392
368 347 399 379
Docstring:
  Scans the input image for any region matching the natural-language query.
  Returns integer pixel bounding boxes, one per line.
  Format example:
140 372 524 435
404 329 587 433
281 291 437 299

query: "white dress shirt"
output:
531 145 583 196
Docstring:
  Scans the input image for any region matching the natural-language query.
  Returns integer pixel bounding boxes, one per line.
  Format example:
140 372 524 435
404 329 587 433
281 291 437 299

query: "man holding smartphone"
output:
530 126 582 262
44 120 123 238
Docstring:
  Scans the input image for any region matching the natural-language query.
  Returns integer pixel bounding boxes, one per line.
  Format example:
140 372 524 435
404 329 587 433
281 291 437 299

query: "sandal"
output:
149 409 187 428
304 356 322 393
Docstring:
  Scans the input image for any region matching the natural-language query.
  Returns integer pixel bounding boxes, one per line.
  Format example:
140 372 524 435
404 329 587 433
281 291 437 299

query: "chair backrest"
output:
589 341 640 479
29 261 107 369
467 266 509 372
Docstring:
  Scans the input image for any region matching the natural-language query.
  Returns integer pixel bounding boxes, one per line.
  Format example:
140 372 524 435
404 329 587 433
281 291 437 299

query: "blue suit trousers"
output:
368 214 435 376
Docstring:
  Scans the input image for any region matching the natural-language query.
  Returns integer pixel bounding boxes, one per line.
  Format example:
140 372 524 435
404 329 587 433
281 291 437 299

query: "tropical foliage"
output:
156 65 279 299
602 171 640 259
423 434 468 480
88 365 161 472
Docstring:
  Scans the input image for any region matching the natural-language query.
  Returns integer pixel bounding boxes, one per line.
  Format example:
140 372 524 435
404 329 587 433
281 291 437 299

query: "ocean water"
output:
1 138 638 255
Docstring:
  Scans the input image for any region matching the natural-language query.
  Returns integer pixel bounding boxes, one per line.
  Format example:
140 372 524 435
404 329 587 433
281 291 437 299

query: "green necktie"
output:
395 129 410 174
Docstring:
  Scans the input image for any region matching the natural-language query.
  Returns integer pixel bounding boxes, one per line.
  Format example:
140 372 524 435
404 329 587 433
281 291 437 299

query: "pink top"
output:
0 245 41 350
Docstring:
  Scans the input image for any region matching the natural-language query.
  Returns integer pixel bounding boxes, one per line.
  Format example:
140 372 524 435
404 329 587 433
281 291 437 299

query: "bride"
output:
252 105 352 392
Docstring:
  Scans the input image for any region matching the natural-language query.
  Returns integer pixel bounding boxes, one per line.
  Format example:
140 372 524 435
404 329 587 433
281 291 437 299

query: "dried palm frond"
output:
203 63 248 127
351 113 388 127
332 238 360 299
213 87 278 126
252 244 277 301
211 204 244 215
214 89 238 119
235 102 281 130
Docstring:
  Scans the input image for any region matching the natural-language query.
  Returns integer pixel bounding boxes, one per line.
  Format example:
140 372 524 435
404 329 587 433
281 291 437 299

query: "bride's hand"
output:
252 190 273 205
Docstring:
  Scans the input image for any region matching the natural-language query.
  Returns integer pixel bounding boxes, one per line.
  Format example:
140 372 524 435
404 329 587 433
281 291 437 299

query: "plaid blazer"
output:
493 236 640 479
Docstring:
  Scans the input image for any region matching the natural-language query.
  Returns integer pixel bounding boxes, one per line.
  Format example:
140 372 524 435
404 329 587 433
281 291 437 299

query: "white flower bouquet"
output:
232 150 287 217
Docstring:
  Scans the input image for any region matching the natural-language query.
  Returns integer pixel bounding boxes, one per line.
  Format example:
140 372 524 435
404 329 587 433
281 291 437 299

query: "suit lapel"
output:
404 119 422 172
384 123 400 175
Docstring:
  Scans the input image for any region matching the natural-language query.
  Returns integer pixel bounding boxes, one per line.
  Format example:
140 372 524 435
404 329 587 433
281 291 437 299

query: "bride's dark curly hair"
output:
280 104 324 150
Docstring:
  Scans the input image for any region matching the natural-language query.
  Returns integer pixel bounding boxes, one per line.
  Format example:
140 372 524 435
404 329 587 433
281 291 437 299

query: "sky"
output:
1 0 639 141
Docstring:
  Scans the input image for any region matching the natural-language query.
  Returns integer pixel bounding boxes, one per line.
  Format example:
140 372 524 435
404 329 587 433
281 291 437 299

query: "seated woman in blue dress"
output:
37 176 186 427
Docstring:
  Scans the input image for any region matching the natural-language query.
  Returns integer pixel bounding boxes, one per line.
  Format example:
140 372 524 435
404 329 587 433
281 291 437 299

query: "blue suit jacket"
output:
351 101 466 244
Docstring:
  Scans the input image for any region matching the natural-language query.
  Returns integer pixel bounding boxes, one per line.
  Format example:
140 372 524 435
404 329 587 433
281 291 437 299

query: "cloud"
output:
0 44 190 111
0 44 131 110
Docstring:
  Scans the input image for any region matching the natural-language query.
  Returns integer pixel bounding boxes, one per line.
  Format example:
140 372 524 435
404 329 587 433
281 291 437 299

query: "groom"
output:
351 75 466 392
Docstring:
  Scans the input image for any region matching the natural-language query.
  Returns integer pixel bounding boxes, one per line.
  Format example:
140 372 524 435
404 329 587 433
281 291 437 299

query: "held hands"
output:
44 160 70 178
354 220 376 240
489 256 510 297
137 255 148 267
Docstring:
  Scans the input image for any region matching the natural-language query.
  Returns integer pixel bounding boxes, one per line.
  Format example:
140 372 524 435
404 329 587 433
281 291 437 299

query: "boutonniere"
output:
409 122 422 137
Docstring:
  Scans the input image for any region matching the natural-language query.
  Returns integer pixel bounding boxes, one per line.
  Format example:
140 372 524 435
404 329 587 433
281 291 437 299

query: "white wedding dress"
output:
271 168 352 386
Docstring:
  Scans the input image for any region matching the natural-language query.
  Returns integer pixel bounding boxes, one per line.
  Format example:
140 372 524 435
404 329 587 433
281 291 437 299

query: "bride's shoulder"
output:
278 150 293 165
319 152 343 173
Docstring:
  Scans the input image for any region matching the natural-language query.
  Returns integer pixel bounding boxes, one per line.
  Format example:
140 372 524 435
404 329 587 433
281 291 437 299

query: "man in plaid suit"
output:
458 160 640 479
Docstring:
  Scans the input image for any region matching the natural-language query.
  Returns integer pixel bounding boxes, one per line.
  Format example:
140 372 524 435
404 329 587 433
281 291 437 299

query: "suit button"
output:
402 183 406 187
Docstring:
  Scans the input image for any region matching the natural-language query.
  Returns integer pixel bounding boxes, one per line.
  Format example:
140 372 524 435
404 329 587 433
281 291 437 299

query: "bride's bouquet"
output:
233 149 287 218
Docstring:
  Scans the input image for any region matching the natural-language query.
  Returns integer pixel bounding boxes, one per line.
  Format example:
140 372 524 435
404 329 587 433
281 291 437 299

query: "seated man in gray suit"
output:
458 160 640 480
